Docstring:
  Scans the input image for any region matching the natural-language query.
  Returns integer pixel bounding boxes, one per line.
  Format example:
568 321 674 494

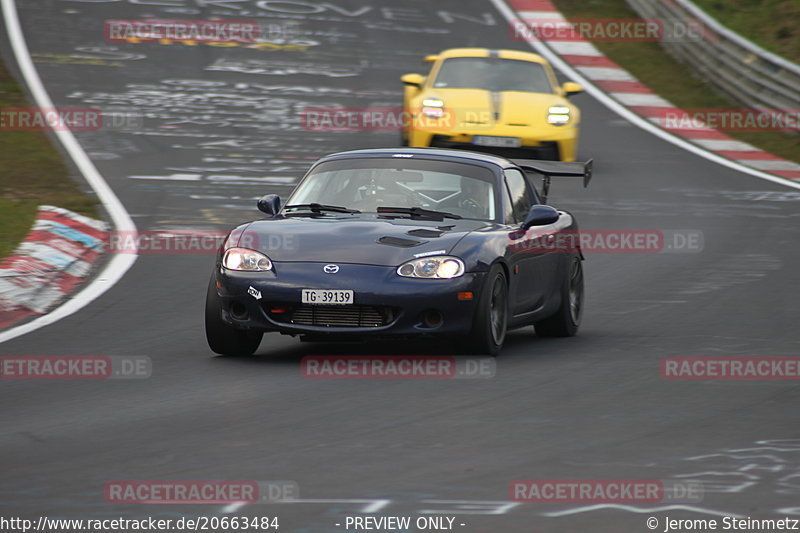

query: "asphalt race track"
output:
1 1 799 531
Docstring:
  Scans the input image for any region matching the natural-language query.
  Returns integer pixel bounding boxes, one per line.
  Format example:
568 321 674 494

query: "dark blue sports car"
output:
205 148 592 356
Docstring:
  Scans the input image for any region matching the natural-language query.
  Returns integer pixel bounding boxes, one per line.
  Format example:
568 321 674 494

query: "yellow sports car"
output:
401 48 583 161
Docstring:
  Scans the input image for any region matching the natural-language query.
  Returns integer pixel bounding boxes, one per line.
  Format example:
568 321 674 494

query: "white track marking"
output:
516 10 566 21
543 504 743 518
574 66 637 81
489 0 800 191
420 500 521 515
611 93 673 107
737 160 800 171
221 502 247 513
546 41 603 56
692 139 762 152
129 173 203 181
0 0 137 344
275 499 392 513
362 500 392 513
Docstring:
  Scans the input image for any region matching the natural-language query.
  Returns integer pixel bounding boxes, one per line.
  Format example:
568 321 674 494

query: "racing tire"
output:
461 265 508 357
205 276 262 356
534 255 583 337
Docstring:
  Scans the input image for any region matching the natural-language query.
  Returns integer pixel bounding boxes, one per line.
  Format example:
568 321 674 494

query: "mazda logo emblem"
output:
323 264 339 274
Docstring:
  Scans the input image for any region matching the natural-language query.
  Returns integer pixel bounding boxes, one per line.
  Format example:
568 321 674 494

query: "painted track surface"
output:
1 1 799 530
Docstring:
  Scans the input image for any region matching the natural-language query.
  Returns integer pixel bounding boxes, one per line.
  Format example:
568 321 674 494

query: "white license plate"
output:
302 289 354 305
473 135 522 148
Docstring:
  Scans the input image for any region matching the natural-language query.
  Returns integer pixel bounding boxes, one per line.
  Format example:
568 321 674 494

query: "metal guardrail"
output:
626 0 800 123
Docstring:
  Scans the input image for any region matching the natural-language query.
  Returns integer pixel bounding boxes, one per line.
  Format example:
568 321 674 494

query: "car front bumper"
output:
408 125 579 161
214 262 486 338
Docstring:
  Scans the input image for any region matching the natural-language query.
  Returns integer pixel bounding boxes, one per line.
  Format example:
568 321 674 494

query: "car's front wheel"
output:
535 255 583 337
205 276 263 356
462 265 508 357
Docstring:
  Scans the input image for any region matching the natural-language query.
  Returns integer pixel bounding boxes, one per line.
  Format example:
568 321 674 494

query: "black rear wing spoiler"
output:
511 159 593 204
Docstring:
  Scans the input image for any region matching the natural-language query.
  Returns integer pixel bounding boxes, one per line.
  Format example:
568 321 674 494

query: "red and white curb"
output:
505 0 800 181
0 206 108 330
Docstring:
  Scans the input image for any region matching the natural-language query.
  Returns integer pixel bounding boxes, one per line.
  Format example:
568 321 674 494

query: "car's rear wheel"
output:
461 265 508 357
535 255 583 337
205 276 262 356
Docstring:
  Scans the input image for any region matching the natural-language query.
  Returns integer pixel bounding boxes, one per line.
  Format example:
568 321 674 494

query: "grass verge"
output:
551 0 799 164
691 0 798 61
0 59 99 258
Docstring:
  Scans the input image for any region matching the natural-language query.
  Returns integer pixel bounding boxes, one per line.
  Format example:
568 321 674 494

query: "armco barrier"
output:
506 0 800 180
626 0 800 124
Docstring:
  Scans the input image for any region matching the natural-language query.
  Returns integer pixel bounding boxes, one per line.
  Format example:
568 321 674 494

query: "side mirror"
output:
401 73 425 88
562 81 584 97
257 194 280 216
522 205 559 229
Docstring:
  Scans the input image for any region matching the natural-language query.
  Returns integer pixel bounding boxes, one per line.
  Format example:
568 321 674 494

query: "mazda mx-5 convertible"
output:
205 148 592 357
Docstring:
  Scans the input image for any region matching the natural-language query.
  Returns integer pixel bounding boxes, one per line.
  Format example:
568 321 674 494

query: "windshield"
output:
288 158 498 221
433 57 553 93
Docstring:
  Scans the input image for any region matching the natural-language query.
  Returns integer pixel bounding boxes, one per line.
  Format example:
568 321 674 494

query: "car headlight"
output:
397 256 465 279
421 98 446 119
223 248 273 271
547 105 571 125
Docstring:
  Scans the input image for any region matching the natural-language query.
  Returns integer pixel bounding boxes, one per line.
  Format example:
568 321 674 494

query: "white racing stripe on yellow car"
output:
490 91 502 122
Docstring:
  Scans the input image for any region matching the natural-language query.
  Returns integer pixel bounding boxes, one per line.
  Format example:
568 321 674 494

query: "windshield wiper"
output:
283 203 360 215
377 206 462 220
